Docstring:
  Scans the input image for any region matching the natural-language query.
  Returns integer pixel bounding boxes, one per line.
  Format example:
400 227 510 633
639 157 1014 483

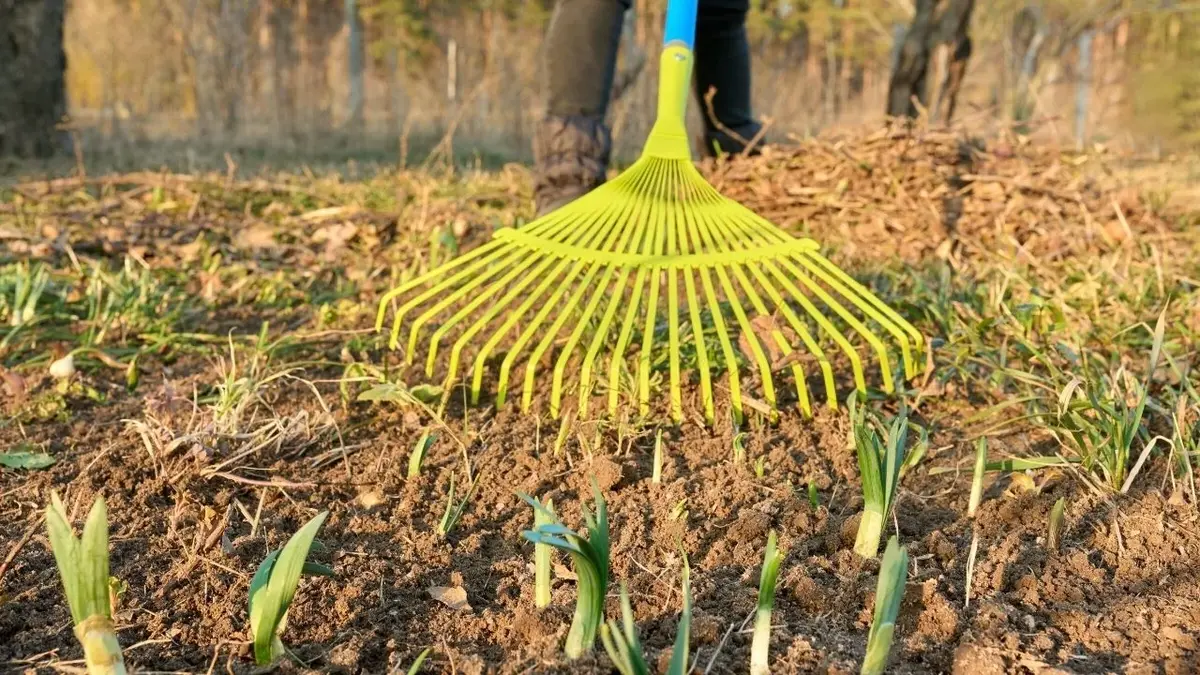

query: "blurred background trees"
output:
4 0 1200 162
1 0 67 157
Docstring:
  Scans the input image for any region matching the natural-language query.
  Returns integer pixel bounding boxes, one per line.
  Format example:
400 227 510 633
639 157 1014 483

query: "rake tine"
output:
449 257 573 391
703 209 814 415
693 199 778 412
412 251 546 366
763 259 866 395
678 195 716 424
374 239 504 332
579 267 632 418
666 165 684 421
637 162 672 419
485 188 640 409
776 256 895 392
798 250 924 377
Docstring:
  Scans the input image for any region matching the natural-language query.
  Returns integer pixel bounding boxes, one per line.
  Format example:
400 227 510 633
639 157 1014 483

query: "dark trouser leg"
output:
694 0 761 155
534 0 629 215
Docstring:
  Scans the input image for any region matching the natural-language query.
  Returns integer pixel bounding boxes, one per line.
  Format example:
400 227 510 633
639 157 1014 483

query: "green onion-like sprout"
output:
600 553 692 675
599 583 650 675
861 536 908 675
750 531 785 675
45 493 128 675
850 395 907 558
248 511 333 665
520 482 610 659
532 497 556 609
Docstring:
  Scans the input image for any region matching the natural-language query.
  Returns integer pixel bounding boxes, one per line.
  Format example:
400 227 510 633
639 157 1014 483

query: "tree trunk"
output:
0 0 67 157
345 0 364 128
931 0 973 123
886 0 974 120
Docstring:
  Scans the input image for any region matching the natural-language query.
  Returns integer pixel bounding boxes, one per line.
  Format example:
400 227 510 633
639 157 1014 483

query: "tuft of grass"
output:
750 531 785 675
850 395 907 558
520 481 610 659
861 536 908 675
45 493 128 675
248 511 333 665
437 470 481 538
1023 308 1166 492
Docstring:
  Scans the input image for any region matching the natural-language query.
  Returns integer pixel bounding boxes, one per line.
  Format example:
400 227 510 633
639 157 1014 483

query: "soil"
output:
3 128 1199 674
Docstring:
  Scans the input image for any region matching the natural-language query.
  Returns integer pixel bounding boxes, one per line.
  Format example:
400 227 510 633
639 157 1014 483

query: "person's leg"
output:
694 0 762 156
534 0 630 215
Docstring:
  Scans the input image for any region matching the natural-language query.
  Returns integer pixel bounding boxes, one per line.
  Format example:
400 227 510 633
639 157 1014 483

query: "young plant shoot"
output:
968 437 987 518
652 429 664 484
45 494 128 675
600 553 692 675
668 552 693 675
600 583 650 675
751 531 786 675
533 497 556 609
520 482 610 659
248 511 333 666
1048 497 1066 551
409 431 435 478
850 395 907 558
861 536 909 675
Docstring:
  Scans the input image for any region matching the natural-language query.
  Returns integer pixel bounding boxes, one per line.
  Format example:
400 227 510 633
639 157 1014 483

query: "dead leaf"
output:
357 491 384 509
553 561 577 581
235 223 277 249
428 585 472 612
313 222 358 257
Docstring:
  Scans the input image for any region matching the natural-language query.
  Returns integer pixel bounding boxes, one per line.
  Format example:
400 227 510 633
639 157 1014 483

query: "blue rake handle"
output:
663 0 698 49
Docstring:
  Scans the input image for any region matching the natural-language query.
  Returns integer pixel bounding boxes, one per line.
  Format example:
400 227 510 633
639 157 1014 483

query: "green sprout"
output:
652 429 664 484
409 431 435 478
668 554 692 675
733 432 747 463
437 470 481 538
751 531 786 675
850 395 906 558
248 511 333 665
45 494 128 675
807 482 820 510
520 482 610 659
861 536 909 675
968 437 987 518
599 583 650 675
600 554 692 675
533 497 556 609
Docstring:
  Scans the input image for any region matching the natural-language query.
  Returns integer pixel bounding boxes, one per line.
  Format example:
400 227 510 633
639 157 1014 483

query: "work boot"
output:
533 114 613 217
536 0 627 216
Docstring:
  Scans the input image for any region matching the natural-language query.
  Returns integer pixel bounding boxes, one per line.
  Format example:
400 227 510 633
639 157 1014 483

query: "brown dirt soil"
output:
3 128 1199 674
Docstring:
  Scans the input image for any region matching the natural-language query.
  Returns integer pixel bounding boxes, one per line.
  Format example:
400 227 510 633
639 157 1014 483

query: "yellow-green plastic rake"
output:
375 0 924 425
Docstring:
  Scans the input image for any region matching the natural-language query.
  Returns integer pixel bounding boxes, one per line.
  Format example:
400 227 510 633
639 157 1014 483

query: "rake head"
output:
375 42 924 424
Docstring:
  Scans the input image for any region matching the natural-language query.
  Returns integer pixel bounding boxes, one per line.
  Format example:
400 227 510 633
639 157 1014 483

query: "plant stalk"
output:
75 616 127 675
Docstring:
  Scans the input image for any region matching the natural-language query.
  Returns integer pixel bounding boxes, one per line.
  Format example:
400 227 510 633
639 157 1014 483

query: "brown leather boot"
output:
532 114 613 217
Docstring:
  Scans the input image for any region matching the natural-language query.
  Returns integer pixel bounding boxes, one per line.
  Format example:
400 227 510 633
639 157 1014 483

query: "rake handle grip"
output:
663 0 698 49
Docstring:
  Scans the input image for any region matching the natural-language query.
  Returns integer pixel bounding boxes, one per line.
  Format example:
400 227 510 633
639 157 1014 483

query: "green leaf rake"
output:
376 0 923 424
